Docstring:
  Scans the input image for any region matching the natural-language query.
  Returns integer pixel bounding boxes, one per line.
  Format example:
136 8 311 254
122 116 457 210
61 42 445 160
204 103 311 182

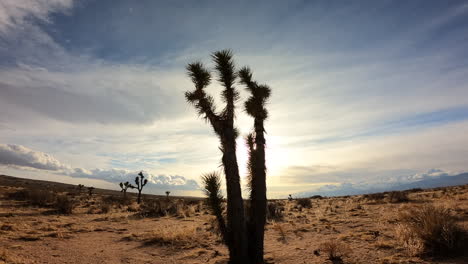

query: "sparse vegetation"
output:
267 201 285 222
319 239 351 262
388 191 409 203
135 171 148 204
1 175 467 264
54 195 75 214
396 204 467 257
296 198 312 208
119 181 135 200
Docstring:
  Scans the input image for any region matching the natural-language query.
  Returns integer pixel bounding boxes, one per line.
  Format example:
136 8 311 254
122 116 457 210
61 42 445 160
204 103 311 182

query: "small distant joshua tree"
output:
87 186 95 196
165 191 170 199
119 181 135 199
77 184 84 193
135 171 148 204
288 194 293 201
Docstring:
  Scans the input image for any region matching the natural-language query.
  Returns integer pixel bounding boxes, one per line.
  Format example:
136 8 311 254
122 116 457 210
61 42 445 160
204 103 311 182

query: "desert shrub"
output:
296 198 312 208
364 192 385 202
309 195 323 199
267 201 284 221
396 204 467 257
319 239 351 261
99 202 112 214
388 191 409 203
138 199 187 217
139 225 210 248
8 188 56 207
54 195 75 214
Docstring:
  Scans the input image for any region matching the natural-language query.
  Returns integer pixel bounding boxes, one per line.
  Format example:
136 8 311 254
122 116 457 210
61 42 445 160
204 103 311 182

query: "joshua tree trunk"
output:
222 136 248 263
239 67 271 264
248 119 267 263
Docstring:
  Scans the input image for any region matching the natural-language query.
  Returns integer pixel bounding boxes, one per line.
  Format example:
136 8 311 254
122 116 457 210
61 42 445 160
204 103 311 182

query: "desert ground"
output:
0 175 467 264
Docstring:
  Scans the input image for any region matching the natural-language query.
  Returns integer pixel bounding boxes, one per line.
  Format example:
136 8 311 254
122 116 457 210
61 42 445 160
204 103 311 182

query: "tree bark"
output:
248 119 267 263
222 130 249 264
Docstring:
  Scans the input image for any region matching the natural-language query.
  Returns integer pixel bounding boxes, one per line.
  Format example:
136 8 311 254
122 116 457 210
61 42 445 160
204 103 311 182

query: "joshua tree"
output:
135 171 148 204
87 186 95 196
77 184 84 193
186 50 248 263
288 194 293 201
202 172 228 244
119 181 135 199
165 191 170 199
239 66 271 263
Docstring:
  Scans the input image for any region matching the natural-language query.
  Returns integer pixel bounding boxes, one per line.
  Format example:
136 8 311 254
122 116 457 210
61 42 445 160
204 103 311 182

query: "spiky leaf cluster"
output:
239 67 271 121
202 171 228 244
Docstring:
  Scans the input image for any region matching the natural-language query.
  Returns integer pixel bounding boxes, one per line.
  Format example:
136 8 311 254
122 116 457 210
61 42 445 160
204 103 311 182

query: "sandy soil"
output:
0 176 467 264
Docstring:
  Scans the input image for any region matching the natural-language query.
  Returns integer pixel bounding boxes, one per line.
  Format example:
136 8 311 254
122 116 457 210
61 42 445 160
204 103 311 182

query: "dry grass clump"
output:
396 204 467 257
364 192 385 202
319 239 351 262
296 198 312 208
8 188 56 207
387 191 409 203
267 201 285 221
271 222 289 243
128 225 210 248
54 195 76 214
138 199 191 217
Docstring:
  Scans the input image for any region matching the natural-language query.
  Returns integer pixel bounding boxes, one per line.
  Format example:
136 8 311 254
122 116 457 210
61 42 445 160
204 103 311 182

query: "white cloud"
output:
0 144 199 191
0 143 69 170
0 0 73 34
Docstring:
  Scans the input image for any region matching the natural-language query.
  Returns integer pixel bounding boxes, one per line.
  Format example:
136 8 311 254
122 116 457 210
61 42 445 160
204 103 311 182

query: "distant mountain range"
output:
296 172 468 197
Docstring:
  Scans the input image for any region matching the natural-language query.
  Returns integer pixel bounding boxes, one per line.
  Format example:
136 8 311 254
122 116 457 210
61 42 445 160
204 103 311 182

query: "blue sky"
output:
0 0 468 197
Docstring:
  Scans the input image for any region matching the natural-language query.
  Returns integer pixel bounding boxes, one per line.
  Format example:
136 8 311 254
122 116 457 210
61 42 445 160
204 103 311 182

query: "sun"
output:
236 135 287 180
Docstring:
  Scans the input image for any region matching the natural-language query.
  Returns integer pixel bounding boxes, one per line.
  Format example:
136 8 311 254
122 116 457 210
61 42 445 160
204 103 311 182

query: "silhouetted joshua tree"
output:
186 50 272 264
165 191 170 199
239 66 271 263
202 171 228 244
87 186 95 196
119 181 135 199
77 184 84 194
135 171 148 204
186 50 248 263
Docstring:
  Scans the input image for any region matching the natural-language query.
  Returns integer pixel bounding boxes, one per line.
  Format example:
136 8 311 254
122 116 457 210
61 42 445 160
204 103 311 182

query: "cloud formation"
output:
0 0 73 34
0 144 68 170
0 144 199 191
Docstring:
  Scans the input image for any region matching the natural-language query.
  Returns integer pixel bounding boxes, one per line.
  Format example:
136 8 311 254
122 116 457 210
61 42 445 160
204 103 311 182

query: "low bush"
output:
364 192 385 202
296 198 312 208
396 204 467 257
319 239 351 261
7 188 56 207
267 201 285 221
54 195 75 214
388 191 409 203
